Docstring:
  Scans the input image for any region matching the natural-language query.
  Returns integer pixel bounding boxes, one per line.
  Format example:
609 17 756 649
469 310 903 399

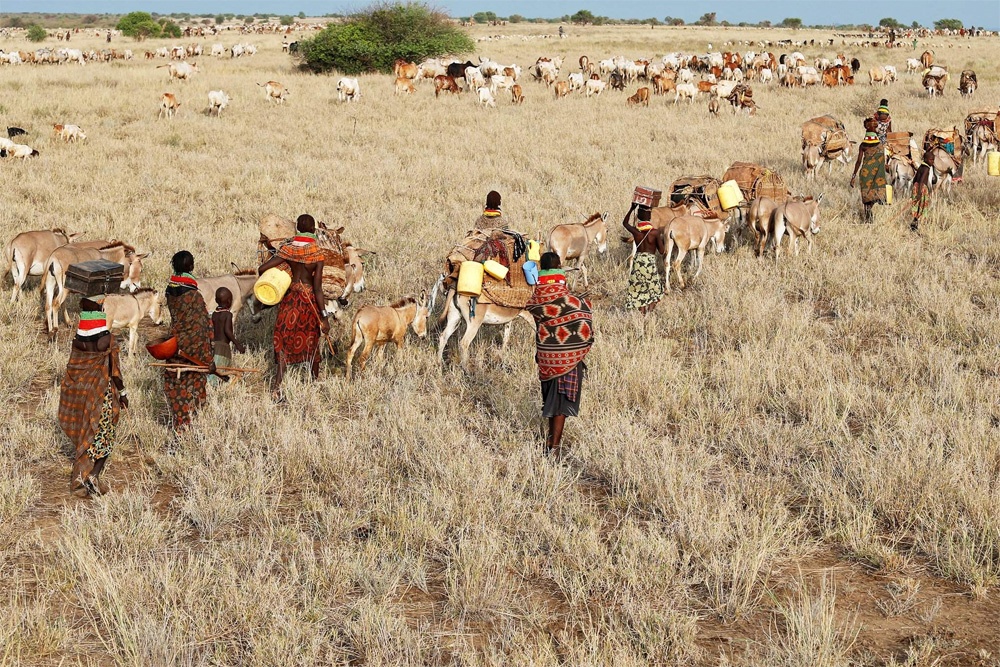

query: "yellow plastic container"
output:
483 259 509 280
254 267 291 306
885 184 893 205
988 151 1000 176
457 261 484 296
717 180 742 210
527 240 541 262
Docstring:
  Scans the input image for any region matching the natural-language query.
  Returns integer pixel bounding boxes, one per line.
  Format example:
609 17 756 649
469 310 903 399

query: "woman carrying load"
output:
162 250 214 431
850 118 888 223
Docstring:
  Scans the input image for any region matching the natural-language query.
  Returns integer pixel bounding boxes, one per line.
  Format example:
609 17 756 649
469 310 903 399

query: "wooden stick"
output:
148 363 260 373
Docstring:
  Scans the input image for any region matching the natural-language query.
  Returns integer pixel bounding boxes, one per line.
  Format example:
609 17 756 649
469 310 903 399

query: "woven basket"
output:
446 229 534 309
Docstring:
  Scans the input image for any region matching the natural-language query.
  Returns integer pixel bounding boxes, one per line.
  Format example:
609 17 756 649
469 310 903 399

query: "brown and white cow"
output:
434 75 461 97
394 77 416 95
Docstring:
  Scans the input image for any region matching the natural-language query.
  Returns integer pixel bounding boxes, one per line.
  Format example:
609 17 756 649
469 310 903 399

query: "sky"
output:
4 0 999 30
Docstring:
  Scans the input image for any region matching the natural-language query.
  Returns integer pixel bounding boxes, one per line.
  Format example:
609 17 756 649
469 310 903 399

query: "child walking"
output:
210 287 245 386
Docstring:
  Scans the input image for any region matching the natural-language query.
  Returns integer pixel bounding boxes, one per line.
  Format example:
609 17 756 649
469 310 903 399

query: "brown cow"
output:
627 87 650 107
393 58 417 79
511 84 525 104
697 80 714 94
394 77 416 95
433 75 461 97
554 80 570 98
158 93 180 119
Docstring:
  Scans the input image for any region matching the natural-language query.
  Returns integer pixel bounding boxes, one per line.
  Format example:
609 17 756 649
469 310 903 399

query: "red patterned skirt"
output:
274 283 320 365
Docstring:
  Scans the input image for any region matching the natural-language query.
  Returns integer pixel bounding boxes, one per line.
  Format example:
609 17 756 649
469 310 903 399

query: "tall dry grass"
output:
1 23 999 666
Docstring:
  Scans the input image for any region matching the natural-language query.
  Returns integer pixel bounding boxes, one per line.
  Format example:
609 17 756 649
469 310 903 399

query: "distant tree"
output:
117 11 162 40
879 17 902 29
571 9 596 24
201 18 212 25
297 2 474 75
695 12 717 26
244 16 255 24
934 18 962 30
647 17 660 26
280 15 294 25
472 11 496 23
911 20 920 29
509 14 524 23
215 14 225 24
27 24 47 42
162 20 182 37
781 17 803 29
669 17 685 26
82 14 99 24
758 19 772 27
5 16 25 28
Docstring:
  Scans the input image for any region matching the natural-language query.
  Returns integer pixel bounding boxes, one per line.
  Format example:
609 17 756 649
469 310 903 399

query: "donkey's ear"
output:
421 290 428 303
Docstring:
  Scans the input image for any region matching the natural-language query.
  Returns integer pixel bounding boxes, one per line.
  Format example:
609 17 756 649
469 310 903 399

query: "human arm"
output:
312 262 329 331
622 202 639 232
224 313 245 353
655 228 667 255
849 149 864 187
257 253 284 275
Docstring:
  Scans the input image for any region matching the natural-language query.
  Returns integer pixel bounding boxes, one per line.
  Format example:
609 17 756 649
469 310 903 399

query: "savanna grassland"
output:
2 21 1000 666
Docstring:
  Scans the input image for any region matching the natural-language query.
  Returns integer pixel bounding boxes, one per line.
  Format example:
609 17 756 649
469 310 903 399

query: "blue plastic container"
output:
522 261 539 285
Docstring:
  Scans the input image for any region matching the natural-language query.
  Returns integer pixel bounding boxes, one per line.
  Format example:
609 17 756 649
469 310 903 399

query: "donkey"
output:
773 195 823 260
927 148 959 196
802 143 824 179
546 212 608 286
346 295 429 380
43 241 148 334
748 197 779 258
198 269 260 320
100 288 165 354
5 228 83 302
887 155 916 196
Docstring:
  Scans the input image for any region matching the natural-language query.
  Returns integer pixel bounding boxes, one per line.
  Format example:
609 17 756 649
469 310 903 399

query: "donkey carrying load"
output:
436 227 535 368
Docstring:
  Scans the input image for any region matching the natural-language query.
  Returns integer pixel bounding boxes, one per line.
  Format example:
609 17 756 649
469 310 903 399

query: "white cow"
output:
464 66 486 91
477 86 496 108
211 43 225 57
336 77 360 102
759 68 773 84
585 79 606 96
568 72 584 90
56 124 87 142
905 58 921 74
674 83 697 103
489 74 512 93
159 61 198 82
3 144 39 158
207 90 230 116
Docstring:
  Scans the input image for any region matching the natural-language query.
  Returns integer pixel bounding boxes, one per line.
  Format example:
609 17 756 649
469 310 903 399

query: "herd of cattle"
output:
386 47 976 111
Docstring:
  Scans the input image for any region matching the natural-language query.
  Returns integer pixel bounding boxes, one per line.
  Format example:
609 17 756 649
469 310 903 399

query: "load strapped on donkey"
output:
666 176 725 217
440 226 534 314
802 115 851 163
257 213 357 317
721 162 791 204
923 126 964 180
964 107 999 163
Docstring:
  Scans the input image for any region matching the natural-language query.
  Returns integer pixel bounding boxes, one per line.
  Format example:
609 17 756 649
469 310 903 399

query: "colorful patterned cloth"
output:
525 281 593 382
164 287 212 430
274 282 320 365
625 252 663 310
873 114 891 144
277 238 325 265
858 144 887 205
59 340 122 492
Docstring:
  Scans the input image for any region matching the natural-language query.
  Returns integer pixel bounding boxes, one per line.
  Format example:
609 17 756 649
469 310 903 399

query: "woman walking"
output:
163 251 214 431
59 298 128 497
850 118 887 223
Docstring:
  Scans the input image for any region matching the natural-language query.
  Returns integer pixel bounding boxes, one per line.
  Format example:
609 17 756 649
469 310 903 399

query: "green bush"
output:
297 2 473 75
27 24 47 42
162 20 182 38
117 11 162 40
280 15 294 26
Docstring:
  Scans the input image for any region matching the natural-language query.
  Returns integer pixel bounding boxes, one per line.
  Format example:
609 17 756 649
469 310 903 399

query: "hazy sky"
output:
6 0 999 30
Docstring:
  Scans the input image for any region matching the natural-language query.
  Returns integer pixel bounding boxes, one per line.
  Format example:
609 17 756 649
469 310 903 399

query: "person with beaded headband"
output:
872 99 893 144
58 297 128 497
257 214 328 390
163 250 214 432
850 117 888 223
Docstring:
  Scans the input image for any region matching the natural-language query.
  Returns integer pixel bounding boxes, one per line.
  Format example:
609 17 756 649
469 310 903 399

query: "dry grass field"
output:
2 21 1000 666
